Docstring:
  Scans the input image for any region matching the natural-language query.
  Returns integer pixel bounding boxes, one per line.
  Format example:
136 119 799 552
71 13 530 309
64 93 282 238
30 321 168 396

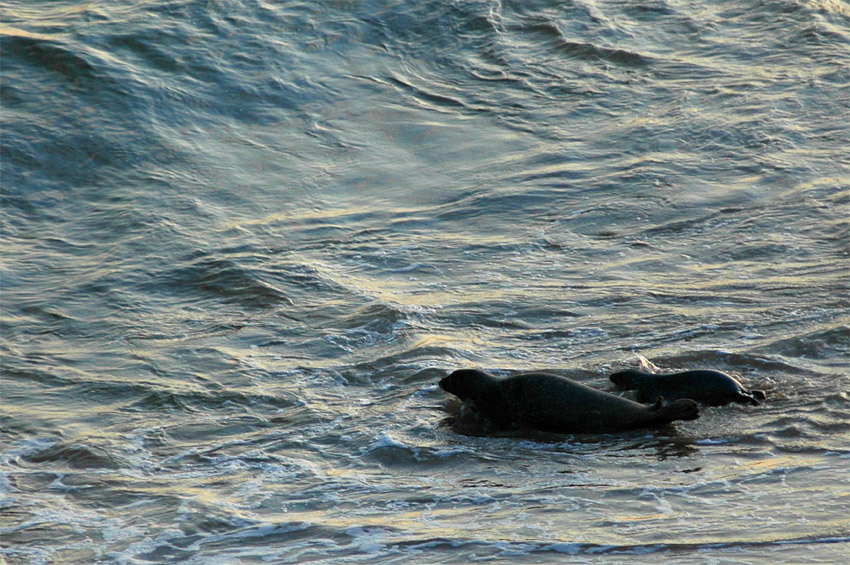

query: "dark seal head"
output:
440 369 499 402
440 369 699 434
610 368 766 407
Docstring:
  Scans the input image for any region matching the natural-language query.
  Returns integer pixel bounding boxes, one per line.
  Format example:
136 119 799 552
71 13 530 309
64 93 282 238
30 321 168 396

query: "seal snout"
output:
438 374 454 394
439 369 473 396
609 369 641 389
439 369 495 403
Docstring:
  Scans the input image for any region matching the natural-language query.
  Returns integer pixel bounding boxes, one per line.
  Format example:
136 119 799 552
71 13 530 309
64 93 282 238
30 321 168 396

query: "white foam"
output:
367 432 409 452
696 438 733 445
0 437 56 466
430 446 476 458
543 542 583 555
344 526 389 554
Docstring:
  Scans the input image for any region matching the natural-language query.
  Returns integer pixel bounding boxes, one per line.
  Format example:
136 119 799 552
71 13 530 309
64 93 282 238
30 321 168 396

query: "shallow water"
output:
2 0 849 562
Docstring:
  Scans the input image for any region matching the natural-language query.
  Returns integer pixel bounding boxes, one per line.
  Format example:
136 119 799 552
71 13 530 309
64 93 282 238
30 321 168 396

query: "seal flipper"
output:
649 397 700 425
738 389 764 406
649 396 665 411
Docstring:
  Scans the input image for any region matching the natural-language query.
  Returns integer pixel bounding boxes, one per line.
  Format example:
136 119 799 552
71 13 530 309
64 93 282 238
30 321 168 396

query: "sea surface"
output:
2 0 849 563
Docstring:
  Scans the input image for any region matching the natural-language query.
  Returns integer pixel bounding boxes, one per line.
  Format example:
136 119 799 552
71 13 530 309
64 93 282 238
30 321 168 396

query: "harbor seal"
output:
439 369 699 434
609 369 766 407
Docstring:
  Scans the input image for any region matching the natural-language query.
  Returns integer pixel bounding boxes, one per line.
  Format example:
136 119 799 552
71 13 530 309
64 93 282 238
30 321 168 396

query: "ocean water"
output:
1 0 849 562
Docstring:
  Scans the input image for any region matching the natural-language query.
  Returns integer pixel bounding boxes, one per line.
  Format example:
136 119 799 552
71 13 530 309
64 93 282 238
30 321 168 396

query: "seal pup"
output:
609 369 766 407
439 369 699 434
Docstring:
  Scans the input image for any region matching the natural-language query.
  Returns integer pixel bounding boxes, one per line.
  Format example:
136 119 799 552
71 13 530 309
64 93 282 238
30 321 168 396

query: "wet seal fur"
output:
609 369 766 407
439 369 699 434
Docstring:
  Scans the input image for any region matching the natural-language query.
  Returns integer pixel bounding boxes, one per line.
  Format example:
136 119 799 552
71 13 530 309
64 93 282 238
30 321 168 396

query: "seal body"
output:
439 369 699 434
609 369 766 407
